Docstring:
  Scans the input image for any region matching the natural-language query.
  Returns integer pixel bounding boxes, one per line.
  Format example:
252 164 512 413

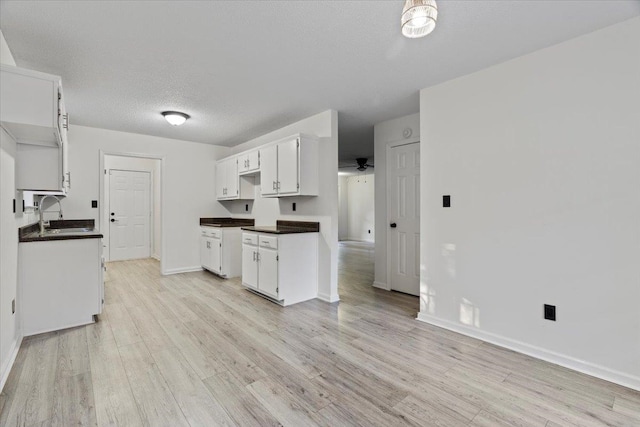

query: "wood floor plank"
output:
203 371 282 427
151 347 236 426
51 372 97 427
106 303 142 348
247 378 321 427
118 342 189 427
87 336 143 427
1 334 59 426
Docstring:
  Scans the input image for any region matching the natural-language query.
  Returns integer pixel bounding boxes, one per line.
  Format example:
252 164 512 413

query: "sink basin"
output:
42 227 93 235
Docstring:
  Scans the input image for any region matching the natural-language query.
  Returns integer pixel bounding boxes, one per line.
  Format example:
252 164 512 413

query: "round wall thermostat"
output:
403 128 413 138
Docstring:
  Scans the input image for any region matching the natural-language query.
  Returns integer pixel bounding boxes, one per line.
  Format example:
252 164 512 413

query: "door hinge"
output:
296 139 300 147
276 255 279 261
104 169 107 174
276 287 279 293
297 183 299 190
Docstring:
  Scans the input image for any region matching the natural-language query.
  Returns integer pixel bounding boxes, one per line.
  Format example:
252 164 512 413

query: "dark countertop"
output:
19 219 103 242
200 217 255 228
241 220 320 234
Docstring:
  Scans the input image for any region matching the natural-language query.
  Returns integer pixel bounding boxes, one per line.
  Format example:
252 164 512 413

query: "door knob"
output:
390 223 397 228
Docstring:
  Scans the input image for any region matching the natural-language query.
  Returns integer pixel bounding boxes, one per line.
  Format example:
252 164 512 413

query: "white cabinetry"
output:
238 149 260 175
19 238 103 336
259 135 319 197
216 157 254 200
200 227 242 278
241 232 318 305
1 65 70 192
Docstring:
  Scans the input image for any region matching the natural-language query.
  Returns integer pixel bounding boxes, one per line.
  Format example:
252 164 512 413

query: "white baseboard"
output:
151 254 160 261
0 335 23 392
372 281 389 291
162 266 203 276
416 312 640 392
317 292 340 303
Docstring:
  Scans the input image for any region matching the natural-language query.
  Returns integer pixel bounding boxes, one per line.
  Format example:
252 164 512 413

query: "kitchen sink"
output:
42 227 93 235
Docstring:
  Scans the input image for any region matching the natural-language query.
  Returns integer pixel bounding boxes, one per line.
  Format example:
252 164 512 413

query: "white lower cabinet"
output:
200 227 242 278
19 238 103 336
241 231 318 306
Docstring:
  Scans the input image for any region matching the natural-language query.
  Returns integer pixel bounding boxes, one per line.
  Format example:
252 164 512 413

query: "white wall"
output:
419 17 640 390
373 113 420 289
0 29 22 391
104 155 162 260
224 110 340 303
346 174 374 242
64 125 229 274
338 175 349 241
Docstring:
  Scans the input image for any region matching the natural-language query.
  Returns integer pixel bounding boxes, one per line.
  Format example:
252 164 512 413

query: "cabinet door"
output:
226 157 238 198
242 243 258 289
237 154 249 174
15 143 62 191
216 160 226 199
277 138 299 195
247 150 260 172
200 236 210 269
258 247 278 298
210 237 222 273
260 145 278 196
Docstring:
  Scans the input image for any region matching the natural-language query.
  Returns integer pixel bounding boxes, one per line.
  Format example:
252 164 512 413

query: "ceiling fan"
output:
339 157 374 172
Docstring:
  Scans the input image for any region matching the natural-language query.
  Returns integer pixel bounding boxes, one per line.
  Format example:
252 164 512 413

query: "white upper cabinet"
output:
259 134 319 198
0 65 66 147
259 144 278 197
2 65 70 193
238 149 260 175
216 156 254 200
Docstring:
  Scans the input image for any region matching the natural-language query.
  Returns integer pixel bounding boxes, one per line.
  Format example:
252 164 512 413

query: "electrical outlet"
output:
12 299 15 314
92 200 98 208
544 304 556 321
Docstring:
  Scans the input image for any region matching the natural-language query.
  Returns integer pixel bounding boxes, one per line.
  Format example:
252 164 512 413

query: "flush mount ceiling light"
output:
162 111 190 126
401 0 438 39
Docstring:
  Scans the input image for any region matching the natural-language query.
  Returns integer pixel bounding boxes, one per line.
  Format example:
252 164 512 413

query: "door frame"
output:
99 150 166 273
385 138 420 293
107 168 152 261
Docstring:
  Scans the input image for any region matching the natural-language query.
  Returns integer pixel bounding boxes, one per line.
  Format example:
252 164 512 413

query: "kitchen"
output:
1 1 640 426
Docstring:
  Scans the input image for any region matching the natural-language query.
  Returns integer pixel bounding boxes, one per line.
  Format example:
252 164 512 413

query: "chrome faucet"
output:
39 195 63 235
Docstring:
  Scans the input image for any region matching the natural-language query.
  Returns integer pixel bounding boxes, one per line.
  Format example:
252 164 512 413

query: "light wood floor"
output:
1 241 639 426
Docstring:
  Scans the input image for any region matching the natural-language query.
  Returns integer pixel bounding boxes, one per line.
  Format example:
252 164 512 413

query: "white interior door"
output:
109 169 151 261
388 142 420 296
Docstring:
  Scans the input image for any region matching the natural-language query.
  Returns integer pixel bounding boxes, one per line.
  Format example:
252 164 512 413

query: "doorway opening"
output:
100 152 163 269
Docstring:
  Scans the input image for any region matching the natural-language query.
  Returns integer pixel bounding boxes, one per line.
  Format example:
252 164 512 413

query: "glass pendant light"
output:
401 0 438 39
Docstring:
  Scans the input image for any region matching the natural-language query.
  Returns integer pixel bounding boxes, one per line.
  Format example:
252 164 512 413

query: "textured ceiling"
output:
1 1 638 163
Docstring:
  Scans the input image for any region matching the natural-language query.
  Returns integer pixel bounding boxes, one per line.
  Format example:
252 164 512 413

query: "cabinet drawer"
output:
201 227 221 238
259 235 278 249
242 233 258 245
